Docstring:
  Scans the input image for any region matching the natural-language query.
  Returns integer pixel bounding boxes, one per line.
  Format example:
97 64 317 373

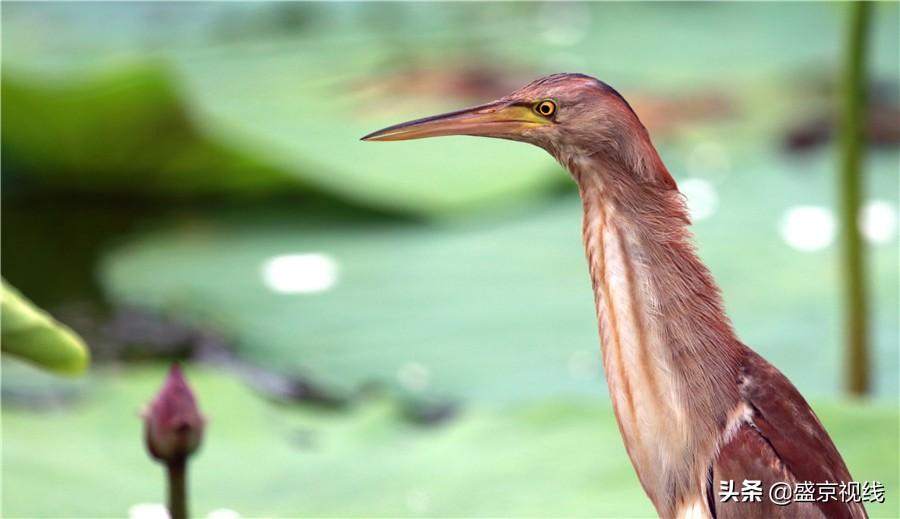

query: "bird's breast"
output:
581 193 695 497
572 158 746 518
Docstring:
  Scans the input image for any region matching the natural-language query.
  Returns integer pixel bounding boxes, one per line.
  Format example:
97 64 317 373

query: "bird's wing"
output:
711 350 867 519
713 423 825 518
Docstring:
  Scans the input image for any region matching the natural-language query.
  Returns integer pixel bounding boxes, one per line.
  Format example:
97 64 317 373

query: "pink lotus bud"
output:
144 364 205 463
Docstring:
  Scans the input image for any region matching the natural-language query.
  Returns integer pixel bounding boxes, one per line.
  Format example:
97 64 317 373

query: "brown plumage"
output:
363 73 866 519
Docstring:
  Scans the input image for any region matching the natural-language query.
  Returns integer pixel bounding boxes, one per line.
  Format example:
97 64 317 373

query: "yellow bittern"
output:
363 73 865 519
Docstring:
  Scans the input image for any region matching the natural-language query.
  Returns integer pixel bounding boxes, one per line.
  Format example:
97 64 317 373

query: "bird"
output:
362 73 866 519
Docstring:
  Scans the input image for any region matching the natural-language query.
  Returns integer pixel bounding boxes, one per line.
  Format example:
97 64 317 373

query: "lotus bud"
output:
143 364 205 463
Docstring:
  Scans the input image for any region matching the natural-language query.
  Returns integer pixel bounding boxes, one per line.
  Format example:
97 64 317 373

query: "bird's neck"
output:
566 150 744 515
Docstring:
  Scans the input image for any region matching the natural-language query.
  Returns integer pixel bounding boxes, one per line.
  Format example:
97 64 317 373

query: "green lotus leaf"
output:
1 67 307 199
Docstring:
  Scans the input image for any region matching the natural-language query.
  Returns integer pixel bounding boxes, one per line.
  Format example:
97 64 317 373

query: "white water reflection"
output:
680 177 719 222
860 200 897 244
128 503 169 519
397 361 431 392
261 253 338 294
779 206 835 252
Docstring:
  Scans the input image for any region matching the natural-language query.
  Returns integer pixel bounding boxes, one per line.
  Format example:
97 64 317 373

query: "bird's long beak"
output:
361 101 545 142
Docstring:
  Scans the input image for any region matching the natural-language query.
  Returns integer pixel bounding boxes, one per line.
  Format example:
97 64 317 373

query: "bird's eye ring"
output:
535 100 557 117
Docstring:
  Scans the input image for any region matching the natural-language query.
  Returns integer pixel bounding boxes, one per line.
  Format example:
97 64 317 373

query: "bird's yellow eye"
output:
534 100 557 117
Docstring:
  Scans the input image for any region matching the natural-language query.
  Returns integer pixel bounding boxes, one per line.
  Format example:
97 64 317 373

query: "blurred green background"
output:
1 2 898 518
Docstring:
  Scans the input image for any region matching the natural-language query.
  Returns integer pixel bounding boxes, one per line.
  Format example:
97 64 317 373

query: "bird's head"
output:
362 73 645 157
363 73 683 243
